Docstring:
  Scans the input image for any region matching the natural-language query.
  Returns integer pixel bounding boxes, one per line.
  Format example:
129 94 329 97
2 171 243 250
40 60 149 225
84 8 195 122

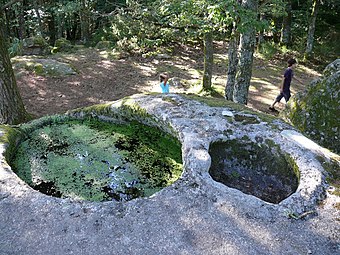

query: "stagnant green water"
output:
12 119 183 202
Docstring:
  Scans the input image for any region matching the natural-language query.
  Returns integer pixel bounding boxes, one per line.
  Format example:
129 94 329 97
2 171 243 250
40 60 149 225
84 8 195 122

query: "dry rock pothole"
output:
208 138 299 204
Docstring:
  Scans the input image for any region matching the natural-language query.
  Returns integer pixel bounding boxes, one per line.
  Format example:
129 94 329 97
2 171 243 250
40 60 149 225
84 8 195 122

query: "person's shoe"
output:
269 106 278 112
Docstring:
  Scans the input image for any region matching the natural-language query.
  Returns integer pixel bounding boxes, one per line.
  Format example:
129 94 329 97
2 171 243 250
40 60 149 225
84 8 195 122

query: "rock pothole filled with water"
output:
208 138 299 204
10 118 183 202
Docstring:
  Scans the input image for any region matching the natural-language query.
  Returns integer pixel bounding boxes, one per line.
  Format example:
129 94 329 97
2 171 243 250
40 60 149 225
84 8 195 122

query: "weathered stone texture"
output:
0 94 339 255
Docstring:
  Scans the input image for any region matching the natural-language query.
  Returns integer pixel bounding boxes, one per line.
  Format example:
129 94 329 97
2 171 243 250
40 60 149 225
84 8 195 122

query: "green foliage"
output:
257 41 296 59
316 155 340 197
8 38 23 57
11 118 182 202
258 41 278 59
1 0 338 66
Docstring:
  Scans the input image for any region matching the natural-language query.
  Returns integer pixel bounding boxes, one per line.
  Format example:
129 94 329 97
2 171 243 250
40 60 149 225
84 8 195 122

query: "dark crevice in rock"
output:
208 139 299 204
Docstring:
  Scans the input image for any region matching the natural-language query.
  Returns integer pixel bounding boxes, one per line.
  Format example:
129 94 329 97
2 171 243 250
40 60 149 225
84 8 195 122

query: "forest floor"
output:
14 42 322 118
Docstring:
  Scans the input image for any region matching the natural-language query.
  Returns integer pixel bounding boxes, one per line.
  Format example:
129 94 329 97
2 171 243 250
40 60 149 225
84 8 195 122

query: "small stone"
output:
222 110 234 117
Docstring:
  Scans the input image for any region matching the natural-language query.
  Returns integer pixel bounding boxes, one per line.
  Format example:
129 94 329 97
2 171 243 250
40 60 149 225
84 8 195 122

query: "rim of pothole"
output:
0 94 332 215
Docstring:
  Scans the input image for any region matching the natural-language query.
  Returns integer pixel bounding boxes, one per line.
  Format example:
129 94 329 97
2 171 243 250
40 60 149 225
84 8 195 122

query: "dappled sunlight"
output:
66 81 81 87
99 60 116 69
212 75 226 86
134 63 156 76
298 65 322 78
14 42 323 118
214 52 228 64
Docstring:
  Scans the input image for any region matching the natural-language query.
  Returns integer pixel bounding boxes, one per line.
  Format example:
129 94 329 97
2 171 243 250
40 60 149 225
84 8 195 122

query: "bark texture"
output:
305 0 319 57
280 0 292 46
0 13 28 124
233 0 258 104
225 30 239 100
202 32 213 91
17 0 26 39
80 0 91 43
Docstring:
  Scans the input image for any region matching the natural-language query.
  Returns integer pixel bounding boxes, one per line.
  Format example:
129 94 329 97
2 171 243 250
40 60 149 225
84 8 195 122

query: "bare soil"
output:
15 43 321 118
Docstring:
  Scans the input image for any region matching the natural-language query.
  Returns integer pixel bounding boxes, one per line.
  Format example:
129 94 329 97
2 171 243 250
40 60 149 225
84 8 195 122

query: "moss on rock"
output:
12 57 77 77
9 118 182 202
282 59 340 154
52 38 73 53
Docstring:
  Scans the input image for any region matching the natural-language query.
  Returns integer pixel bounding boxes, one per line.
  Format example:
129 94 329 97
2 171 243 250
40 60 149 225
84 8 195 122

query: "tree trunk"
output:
257 14 265 51
0 13 28 124
225 28 239 100
80 0 90 43
47 10 56 45
233 0 258 104
280 0 292 46
57 13 64 39
17 0 26 39
202 32 213 91
33 1 43 36
305 0 319 58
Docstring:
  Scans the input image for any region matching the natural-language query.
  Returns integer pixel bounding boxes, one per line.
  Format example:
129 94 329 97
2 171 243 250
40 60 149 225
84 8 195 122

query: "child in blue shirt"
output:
160 73 170 93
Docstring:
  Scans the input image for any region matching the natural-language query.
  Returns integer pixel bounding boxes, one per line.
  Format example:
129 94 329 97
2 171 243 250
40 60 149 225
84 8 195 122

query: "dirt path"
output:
14 43 321 118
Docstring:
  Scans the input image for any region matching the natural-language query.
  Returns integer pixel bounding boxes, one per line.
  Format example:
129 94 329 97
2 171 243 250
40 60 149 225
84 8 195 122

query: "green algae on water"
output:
11 119 183 202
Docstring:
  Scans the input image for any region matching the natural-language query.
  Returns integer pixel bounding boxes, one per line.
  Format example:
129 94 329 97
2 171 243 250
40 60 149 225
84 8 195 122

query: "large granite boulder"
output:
22 36 50 55
12 56 77 77
0 94 339 255
282 59 340 154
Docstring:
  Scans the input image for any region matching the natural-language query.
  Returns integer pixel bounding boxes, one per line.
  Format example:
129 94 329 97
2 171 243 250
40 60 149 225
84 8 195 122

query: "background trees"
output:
0 0 339 124
1 0 338 58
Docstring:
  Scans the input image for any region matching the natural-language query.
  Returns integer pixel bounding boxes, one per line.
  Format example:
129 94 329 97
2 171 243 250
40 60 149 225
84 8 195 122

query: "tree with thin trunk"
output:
0 6 29 124
202 31 213 91
305 0 319 59
225 24 240 100
17 0 26 39
228 0 258 104
280 0 292 46
80 0 91 44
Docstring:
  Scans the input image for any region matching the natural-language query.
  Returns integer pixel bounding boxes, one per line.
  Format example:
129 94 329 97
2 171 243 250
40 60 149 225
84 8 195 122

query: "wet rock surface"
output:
10 120 182 202
0 94 339 255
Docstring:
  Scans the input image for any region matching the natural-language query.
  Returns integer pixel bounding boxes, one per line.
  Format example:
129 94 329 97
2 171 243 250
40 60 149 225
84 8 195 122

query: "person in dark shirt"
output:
269 58 302 111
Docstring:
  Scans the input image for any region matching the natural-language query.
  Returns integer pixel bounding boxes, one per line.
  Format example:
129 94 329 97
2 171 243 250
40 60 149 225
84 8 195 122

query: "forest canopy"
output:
1 0 339 63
